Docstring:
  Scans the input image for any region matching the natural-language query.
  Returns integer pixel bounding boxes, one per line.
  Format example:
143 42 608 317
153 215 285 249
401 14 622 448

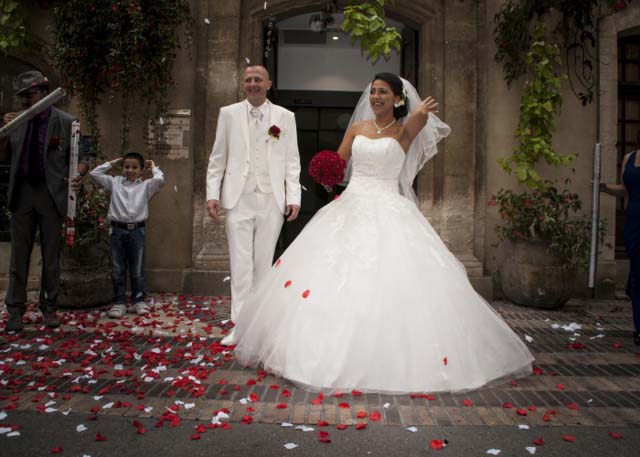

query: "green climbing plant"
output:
342 0 402 63
497 24 575 191
0 1 27 54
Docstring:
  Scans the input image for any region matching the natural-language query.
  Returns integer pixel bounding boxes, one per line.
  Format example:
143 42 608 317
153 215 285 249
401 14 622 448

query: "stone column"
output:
187 1 243 291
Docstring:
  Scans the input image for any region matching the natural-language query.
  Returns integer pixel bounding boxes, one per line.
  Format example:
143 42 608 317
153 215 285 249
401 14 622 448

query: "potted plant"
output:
492 24 605 308
58 181 112 308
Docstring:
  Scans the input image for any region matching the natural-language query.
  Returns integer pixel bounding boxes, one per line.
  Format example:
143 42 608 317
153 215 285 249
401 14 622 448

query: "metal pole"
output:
0 87 66 139
588 143 602 290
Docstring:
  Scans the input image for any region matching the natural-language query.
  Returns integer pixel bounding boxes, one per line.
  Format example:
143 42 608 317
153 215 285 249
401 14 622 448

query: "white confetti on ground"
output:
204 18 210 24
405 427 418 433
281 422 294 427
0 412 7 420
517 424 530 430
76 424 88 432
223 276 231 282
245 57 251 64
7 431 21 437
525 447 536 455
486 450 501 455
524 334 533 343
295 425 314 432
283 443 299 450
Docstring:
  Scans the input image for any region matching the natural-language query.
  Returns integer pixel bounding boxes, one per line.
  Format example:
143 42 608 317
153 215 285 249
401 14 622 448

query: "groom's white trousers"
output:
225 191 284 322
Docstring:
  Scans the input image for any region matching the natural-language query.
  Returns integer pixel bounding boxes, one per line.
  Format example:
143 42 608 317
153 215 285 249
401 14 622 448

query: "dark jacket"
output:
5 107 81 215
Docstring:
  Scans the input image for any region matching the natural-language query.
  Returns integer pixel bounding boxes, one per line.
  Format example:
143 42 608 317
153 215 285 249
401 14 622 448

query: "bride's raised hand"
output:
418 96 438 117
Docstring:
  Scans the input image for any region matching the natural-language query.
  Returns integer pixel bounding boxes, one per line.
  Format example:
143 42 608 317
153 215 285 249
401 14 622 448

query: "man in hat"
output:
0 70 88 332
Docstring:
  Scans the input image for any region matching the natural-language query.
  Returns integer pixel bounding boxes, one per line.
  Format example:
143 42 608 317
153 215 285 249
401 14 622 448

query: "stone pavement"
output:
1 293 640 453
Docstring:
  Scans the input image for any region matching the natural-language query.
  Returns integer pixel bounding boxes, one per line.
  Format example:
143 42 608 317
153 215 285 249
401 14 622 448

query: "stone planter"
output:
499 238 575 309
58 241 112 308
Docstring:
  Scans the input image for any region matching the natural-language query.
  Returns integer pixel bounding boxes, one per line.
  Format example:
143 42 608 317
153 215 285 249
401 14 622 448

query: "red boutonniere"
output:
268 125 281 140
48 136 61 148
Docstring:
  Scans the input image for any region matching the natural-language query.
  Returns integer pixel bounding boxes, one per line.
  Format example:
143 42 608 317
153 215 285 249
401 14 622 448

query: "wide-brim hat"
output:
14 70 49 96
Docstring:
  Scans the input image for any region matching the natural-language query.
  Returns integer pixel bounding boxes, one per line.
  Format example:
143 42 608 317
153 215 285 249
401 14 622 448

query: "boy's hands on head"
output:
110 157 124 166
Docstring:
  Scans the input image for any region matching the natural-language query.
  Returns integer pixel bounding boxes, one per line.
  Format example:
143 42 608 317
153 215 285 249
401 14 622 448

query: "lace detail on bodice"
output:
348 135 405 195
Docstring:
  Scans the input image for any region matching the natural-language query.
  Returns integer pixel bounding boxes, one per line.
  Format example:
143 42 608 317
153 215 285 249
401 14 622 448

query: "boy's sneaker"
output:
108 304 126 318
134 301 150 316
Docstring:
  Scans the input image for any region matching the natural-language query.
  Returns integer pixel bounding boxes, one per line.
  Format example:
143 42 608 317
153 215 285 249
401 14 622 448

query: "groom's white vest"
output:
206 100 301 212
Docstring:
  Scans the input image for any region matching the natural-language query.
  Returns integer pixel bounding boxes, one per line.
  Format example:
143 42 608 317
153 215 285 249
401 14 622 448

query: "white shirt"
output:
244 99 272 193
90 162 164 223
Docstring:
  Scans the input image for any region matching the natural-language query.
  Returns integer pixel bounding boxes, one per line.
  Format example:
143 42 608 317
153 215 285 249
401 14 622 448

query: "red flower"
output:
308 150 346 187
268 125 281 139
48 136 61 148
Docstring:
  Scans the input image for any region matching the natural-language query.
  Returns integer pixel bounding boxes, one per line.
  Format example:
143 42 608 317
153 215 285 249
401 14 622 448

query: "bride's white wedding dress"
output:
234 135 534 394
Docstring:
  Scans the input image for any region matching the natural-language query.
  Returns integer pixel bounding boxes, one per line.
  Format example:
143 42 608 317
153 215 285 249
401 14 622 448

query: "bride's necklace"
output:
373 118 395 134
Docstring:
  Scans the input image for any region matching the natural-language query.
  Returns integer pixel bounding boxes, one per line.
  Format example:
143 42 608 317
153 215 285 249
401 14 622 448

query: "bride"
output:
231 73 533 394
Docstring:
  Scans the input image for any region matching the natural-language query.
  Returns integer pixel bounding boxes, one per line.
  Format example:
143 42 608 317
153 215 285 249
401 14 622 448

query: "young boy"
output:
90 152 164 317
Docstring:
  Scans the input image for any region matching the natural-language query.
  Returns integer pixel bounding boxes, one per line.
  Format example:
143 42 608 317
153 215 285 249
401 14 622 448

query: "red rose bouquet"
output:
308 150 346 190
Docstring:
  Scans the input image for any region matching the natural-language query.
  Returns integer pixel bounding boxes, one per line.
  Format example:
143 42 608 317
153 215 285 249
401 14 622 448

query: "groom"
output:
206 65 301 345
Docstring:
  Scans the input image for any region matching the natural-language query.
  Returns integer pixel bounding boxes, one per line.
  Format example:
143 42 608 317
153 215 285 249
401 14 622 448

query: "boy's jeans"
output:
110 226 146 304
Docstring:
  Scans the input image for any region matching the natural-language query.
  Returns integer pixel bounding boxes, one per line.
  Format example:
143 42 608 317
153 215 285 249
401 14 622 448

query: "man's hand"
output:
2 112 18 125
285 204 300 222
67 163 90 192
207 199 220 219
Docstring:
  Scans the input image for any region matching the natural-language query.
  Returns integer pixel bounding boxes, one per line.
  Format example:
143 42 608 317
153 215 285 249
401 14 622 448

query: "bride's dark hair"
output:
372 73 408 119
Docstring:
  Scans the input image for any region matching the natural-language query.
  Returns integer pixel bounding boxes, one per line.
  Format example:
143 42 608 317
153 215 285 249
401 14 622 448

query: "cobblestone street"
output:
2 293 640 455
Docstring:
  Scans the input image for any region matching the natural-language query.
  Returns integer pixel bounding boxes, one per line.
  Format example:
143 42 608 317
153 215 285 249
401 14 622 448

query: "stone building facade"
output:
2 0 640 298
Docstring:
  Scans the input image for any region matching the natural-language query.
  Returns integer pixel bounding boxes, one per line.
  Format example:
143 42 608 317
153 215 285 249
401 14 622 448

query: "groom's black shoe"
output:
634 331 640 346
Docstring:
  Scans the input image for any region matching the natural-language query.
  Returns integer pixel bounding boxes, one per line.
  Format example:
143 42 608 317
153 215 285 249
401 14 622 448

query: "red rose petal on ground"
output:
276 403 288 409
556 383 566 390
336 424 349 430
510 380 518 387
190 433 201 440
542 414 553 422
302 289 310 299
462 399 474 406
311 393 324 405
338 402 350 409
430 439 446 450
356 411 368 419
249 392 258 401
609 431 623 439
369 411 382 421
241 415 253 424
613 342 622 349
95 433 107 441
317 420 329 427
532 437 545 446
533 366 544 375
567 402 578 410
355 423 367 430
528 405 537 412
195 424 207 433
269 384 280 390
50 446 63 454
351 390 362 396
284 280 292 288
562 435 576 443
281 389 291 397
516 408 528 416
502 402 513 409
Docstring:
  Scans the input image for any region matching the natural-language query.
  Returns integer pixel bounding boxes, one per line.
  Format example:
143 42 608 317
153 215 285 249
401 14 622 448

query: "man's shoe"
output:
6 311 24 332
43 310 61 329
221 329 238 346
634 331 640 346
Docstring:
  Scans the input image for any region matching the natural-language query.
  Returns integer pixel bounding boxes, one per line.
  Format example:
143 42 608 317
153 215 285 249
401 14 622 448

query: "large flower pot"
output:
499 238 575 309
58 241 112 308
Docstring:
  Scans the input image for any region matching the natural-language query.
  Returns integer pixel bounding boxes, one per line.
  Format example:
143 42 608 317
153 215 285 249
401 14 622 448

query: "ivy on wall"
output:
51 0 192 153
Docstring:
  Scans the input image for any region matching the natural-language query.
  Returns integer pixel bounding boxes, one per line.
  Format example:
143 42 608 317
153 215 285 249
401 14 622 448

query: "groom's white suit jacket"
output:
206 100 301 212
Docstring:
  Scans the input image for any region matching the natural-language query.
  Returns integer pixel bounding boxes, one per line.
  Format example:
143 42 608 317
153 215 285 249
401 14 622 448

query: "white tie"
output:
250 107 262 126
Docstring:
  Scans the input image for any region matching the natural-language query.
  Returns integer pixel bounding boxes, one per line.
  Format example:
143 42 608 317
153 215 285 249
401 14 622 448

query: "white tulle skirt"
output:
234 179 534 394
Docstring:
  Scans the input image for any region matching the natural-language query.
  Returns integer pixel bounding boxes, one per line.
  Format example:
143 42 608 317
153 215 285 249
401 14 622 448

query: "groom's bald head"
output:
243 65 272 107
